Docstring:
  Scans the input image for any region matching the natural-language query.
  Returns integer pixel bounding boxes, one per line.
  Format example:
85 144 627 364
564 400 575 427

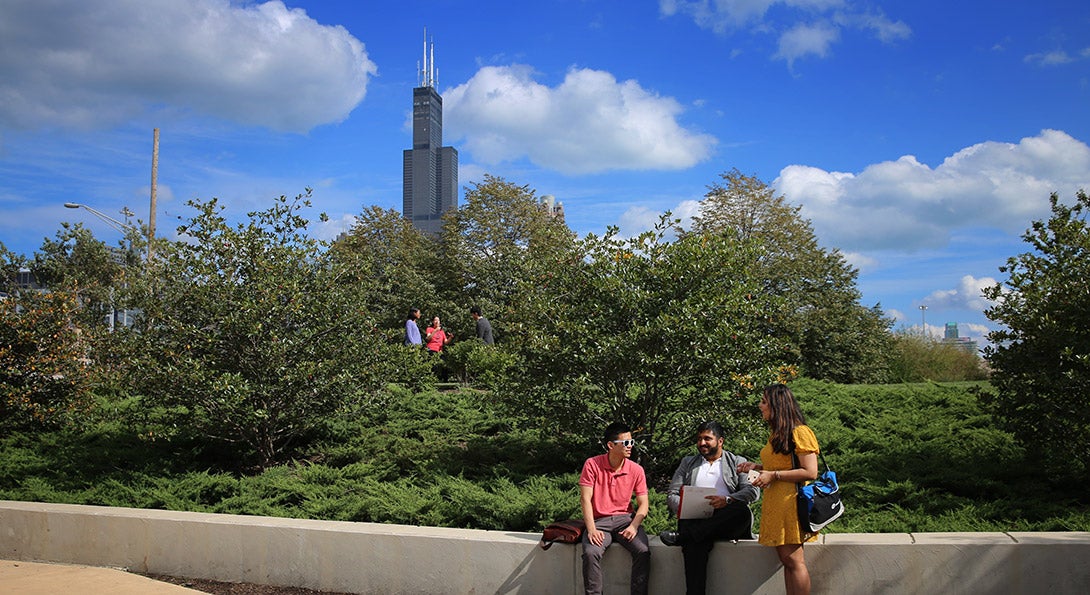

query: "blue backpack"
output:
797 454 845 533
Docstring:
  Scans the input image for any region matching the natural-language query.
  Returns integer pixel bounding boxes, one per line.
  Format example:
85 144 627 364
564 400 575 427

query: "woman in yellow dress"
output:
737 384 819 595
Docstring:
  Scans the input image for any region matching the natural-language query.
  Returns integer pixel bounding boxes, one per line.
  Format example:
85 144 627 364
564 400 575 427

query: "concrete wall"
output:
2 501 1089 594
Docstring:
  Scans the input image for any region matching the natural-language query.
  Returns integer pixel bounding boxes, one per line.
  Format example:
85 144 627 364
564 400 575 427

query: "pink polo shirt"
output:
579 454 648 518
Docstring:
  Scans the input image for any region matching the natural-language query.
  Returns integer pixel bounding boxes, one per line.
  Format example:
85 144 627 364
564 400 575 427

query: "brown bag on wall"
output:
539 518 586 550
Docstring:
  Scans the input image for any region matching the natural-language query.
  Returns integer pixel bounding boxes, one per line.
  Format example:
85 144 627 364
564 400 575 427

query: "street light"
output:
919 305 928 338
63 202 140 331
63 202 138 235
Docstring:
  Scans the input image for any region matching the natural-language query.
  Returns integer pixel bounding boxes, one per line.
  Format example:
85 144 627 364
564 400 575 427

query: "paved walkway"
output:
0 559 202 594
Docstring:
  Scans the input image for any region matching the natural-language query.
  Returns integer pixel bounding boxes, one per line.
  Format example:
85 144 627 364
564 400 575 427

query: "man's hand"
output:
620 524 639 541
705 495 730 509
588 528 606 546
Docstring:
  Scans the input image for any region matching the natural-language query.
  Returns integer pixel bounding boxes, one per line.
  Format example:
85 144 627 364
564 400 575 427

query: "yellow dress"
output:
757 425 820 546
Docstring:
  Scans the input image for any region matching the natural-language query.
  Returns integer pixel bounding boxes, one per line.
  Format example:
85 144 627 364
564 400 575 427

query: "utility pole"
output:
149 128 159 262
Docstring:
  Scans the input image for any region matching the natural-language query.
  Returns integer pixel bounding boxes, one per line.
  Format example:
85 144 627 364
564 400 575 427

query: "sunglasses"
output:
610 439 636 447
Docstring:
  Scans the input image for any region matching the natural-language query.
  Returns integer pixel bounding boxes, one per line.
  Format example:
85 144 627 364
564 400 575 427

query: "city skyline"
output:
1 1 1089 348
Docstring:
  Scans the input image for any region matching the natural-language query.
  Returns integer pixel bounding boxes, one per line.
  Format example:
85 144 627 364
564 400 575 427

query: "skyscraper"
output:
403 31 458 236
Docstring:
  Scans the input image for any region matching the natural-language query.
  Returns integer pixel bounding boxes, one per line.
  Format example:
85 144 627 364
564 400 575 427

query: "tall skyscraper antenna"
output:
420 28 437 88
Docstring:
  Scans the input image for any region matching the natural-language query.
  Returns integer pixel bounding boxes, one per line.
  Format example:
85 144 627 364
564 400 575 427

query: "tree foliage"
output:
438 175 577 339
0 288 94 430
1 169 897 470
31 223 140 329
690 169 893 383
504 215 797 474
331 205 446 335
0 233 120 432
887 330 988 383
125 192 402 468
983 190 1090 478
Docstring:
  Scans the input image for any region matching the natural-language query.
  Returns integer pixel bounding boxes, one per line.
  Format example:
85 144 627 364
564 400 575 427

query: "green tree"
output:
331 205 446 335
887 330 988 383
690 169 893 383
506 215 797 475
0 256 94 431
329 205 441 389
438 175 576 340
126 192 400 469
983 190 1090 479
31 223 140 329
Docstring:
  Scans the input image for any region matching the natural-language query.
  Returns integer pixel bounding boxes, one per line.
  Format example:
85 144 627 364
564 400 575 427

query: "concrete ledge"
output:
3 501 1090 594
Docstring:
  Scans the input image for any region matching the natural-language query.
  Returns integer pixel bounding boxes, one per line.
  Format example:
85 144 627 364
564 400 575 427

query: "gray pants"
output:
581 514 650 595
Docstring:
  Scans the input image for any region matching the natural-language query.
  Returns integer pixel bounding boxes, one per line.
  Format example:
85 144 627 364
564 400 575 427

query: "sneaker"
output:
658 530 681 546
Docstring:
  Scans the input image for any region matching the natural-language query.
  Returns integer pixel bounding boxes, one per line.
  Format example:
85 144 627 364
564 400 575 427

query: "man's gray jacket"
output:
666 450 760 517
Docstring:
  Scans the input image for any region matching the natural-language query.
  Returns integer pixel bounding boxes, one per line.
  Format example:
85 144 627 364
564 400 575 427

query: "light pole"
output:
919 305 928 338
63 202 141 330
63 202 138 235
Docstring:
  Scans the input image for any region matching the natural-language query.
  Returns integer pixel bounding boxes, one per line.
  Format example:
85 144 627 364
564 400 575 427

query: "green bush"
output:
440 340 517 389
886 331 988 382
3 380 1088 534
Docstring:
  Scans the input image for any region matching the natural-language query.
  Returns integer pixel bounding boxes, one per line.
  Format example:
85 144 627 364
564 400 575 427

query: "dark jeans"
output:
677 500 753 595
581 514 650 595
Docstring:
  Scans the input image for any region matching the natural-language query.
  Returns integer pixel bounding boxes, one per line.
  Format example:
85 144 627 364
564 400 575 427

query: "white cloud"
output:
458 163 491 188
923 275 998 312
841 11 911 44
1025 51 1075 66
659 0 845 32
672 199 703 226
618 206 663 236
961 322 992 337
1024 47 1090 67
841 250 877 272
314 212 357 243
615 199 700 238
443 65 717 175
775 22 840 66
0 0 376 133
775 129 1090 251
660 0 909 65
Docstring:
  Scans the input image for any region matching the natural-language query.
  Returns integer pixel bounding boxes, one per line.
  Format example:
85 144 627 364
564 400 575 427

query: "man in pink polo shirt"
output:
578 421 650 595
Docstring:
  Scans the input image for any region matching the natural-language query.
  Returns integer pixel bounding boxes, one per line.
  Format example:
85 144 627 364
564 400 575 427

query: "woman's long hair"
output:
764 384 808 454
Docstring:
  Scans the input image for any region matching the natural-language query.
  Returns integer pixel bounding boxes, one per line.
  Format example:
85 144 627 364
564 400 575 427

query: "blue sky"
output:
2 1 1089 346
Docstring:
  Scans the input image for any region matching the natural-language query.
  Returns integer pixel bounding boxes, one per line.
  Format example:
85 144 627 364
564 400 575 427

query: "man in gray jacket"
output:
660 420 759 594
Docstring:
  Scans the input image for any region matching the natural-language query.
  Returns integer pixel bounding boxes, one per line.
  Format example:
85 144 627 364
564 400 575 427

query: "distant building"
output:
15 267 39 290
943 322 979 353
1 267 43 300
541 194 565 223
402 30 458 236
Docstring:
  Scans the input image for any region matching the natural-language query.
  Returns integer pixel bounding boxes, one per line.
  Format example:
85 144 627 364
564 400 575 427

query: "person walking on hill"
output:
737 384 820 595
470 306 494 345
404 308 422 346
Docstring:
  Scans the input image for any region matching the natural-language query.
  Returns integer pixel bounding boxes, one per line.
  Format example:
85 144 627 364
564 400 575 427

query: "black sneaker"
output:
659 530 681 546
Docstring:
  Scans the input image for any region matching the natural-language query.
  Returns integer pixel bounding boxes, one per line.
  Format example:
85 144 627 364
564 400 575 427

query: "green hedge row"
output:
2 380 1087 534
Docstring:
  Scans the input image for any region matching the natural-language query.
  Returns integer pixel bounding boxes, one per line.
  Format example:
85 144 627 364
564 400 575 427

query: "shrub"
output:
887 331 988 382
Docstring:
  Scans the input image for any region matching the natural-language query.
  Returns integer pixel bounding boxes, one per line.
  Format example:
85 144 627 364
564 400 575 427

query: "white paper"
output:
678 485 718 519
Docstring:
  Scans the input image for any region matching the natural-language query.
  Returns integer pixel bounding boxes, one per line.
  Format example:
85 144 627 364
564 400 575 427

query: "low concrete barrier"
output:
2 500 1089 593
